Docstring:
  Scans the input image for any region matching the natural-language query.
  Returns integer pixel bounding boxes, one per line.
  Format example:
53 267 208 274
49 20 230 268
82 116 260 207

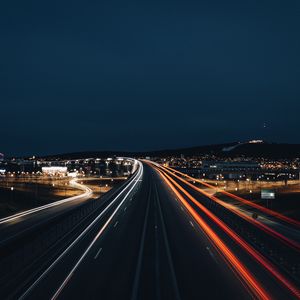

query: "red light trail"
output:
161 166 300 251
165 166 300 228
150 164 300 299
156 168 271 300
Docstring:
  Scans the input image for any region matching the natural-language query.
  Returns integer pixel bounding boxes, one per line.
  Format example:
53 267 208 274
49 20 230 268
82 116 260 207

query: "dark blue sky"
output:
1 0 299 156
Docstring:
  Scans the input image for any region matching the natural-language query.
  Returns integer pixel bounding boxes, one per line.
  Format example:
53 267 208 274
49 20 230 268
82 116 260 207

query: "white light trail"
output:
18 160 143 300
0 179 92 225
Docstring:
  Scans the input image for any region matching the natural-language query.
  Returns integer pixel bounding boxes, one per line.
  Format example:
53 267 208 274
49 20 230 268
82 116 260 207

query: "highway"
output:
0 160 299 299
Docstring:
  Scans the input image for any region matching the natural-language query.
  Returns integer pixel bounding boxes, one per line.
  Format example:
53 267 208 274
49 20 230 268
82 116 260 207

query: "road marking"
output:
189 221 194 227
94 248 102 259
124 207 127 212
131 185 151 300
180 206 184 211
206 246 218 264
114 221 119 227
154 183 181 300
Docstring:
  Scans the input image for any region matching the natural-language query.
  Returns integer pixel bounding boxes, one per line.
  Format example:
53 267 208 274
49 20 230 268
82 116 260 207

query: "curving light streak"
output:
1 158 138 226
160 166 300 251
0 179 93 225
156 168 271 300
165 166 300 228
157 167 300 300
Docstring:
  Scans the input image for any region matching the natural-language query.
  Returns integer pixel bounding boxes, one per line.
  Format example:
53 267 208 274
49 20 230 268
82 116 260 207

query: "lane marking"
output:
94 248 102 260
189 221 194 227
124 207 127 212
114 221 119 228
154 183 181 300
131 183 152 300
206 246 218 264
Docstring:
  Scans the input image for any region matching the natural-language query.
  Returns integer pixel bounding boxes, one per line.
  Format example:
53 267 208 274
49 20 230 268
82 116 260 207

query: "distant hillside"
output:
145 141 300 158
37 141 300 160
219 142 300 159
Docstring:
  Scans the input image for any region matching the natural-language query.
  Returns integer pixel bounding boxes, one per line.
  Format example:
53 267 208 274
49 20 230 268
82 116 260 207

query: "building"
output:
42 166 68 176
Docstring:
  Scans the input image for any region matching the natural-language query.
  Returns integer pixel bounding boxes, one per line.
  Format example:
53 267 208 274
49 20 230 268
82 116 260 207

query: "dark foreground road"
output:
1 161 299 300
31 163 249 300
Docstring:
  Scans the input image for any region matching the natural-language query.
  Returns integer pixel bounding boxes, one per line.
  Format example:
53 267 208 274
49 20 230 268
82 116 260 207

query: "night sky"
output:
1 0 300 156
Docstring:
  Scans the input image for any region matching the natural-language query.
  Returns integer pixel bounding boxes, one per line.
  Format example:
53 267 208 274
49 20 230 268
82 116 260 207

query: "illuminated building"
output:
42 166 68 176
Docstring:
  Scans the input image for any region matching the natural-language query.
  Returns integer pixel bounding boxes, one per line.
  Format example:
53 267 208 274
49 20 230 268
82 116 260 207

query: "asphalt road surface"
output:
0 161 299 300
